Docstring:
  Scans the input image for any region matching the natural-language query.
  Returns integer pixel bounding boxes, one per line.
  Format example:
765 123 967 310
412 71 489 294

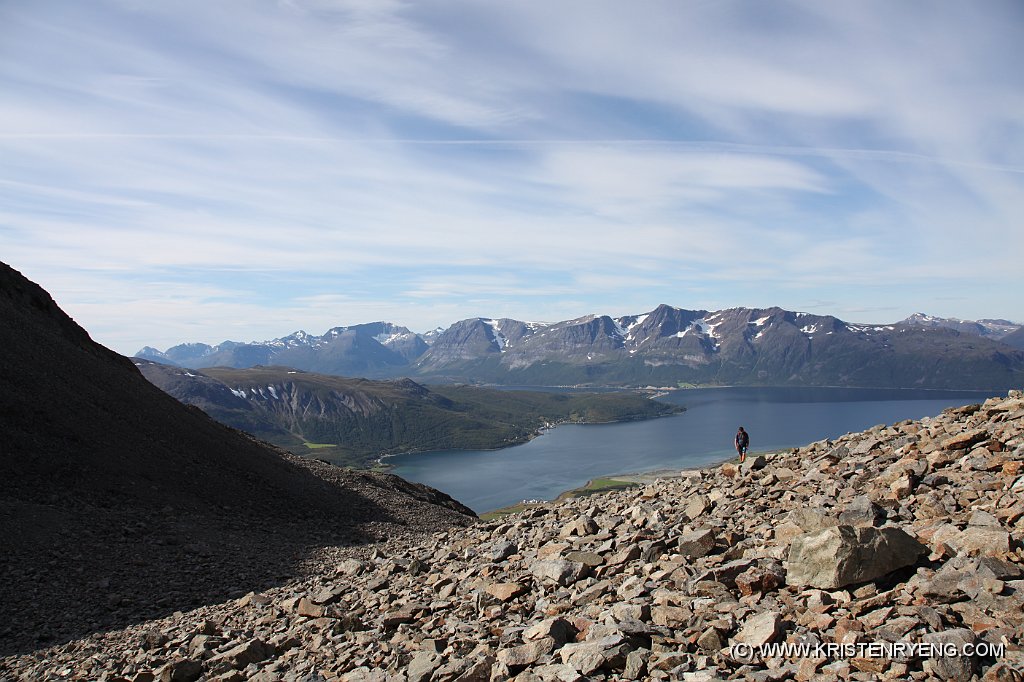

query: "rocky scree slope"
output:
0 262 474 656
6 392 1023 681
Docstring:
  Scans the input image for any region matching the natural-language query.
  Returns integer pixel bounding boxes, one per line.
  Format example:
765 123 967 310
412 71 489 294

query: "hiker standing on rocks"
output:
735 426 749 463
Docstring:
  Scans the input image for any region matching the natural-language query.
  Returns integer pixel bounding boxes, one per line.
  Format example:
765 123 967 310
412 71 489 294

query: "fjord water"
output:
388 387 994 513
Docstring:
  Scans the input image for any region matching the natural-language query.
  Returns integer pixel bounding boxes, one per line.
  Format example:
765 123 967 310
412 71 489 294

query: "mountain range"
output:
136 361 679 467
900 312 1023 344
137 307 1024 390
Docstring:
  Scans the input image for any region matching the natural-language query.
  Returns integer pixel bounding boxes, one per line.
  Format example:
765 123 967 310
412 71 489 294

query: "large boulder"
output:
786 525 926 589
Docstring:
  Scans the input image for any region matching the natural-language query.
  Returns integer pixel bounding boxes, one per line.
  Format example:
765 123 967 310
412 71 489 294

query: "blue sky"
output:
2 0 1022 355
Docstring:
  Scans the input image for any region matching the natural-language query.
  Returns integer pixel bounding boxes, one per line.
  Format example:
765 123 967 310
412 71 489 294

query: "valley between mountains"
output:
136 361 680 468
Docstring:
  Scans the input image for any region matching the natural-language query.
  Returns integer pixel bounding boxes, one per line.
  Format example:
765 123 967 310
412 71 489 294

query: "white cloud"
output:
1 0 1022 352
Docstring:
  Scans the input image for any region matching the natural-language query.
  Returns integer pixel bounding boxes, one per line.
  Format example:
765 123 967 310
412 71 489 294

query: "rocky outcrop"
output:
3 391 1023 680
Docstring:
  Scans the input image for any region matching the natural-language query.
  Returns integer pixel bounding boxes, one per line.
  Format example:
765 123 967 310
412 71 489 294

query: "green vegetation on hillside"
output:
163 367 683 468
314 385 679 467
563 477 641 496
480 476 640 520
303 441 338 449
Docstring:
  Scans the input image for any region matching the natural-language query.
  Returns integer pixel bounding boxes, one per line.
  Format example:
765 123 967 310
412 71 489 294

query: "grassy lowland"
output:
479 477 641 521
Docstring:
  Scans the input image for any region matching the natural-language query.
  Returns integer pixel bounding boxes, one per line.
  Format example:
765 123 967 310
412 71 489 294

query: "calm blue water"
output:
389 387 995 513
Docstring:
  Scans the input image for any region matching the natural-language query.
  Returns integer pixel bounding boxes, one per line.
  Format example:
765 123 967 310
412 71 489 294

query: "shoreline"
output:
460 382 1000 393
374 407 684 468
479 451 760 519
372 385 992 469
574 449 754 488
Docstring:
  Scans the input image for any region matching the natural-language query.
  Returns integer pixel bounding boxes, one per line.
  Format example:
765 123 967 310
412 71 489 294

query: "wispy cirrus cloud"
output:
1 0 1021 353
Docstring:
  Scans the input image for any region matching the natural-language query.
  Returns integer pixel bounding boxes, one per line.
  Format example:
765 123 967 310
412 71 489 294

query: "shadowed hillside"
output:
0 262 474 655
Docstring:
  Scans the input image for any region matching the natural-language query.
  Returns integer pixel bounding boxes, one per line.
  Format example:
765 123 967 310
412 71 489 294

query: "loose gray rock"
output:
531 559 586 586
497 636 556 669
838 495 882 527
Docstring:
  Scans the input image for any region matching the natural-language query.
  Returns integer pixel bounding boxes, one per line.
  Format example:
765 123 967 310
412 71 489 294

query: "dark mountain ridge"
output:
0 262 473 654
999 326 1024 351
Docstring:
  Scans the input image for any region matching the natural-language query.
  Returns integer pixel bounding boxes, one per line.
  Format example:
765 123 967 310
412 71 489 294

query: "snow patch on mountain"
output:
374 332 407 345
693 318 723 339
622 314 649 342
484 319 510 351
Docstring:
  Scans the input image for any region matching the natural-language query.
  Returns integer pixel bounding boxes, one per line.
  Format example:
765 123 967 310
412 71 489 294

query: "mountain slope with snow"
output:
138 305 1024 389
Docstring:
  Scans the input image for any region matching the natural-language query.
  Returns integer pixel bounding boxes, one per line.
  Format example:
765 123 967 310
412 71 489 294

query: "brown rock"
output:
486 582 527 602
851 656 889 674
982 662 1024 682
206 639 272 671
696 627 725 653
531 559 586 586
921 629 980 681
382 604 423 628
651 605 689 628
733 610 782 647
496 636 556 669
559 635 632 675
676 528 716 559
296 597 325 618
524 617 577 645
941 429 989 451
684 495 711 520
735 564 785 597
